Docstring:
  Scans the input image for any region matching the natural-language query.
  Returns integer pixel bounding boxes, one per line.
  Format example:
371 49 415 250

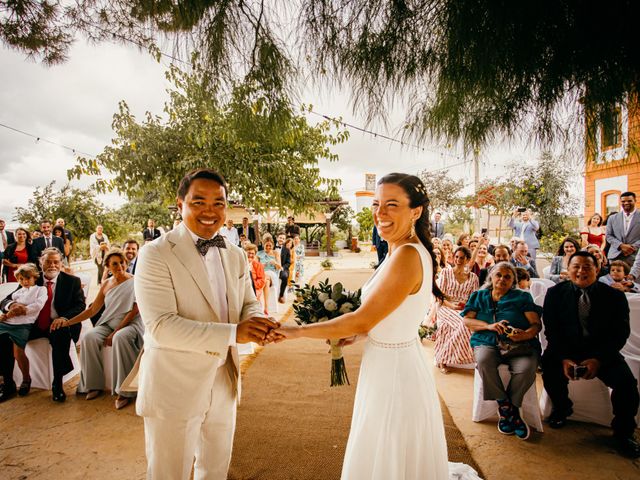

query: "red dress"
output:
581 228 605 246
7 248 28 282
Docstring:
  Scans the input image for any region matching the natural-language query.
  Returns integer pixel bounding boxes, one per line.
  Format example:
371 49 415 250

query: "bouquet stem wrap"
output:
329 339 350 386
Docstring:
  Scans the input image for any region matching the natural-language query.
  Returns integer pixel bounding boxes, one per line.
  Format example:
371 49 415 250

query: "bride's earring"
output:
410 220 416 238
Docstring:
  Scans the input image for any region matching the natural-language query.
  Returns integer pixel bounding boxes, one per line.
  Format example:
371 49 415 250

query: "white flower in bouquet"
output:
324 299 338 312
318 292 330 302
339 302 354 314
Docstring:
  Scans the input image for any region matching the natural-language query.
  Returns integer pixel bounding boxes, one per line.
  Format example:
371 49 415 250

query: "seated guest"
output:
2 228 37 282
257 238 281 307
463 262 542 441
457 233 470 248
479 245 511 286
585 244 609 277
0 264 47 399
433 246 479 373
599 260 639 293
441 238 454 266
541 251 639 458
433 246 447 279
244 243 267 313
0 248 85 402
549 237 580 283
511 241 539 278
51 249 143 410
469 237 494 277
515 267 531 290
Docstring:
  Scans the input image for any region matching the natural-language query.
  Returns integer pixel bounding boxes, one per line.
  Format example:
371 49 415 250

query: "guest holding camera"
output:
508 208 540 260
541 251 639 458
463 262 542 440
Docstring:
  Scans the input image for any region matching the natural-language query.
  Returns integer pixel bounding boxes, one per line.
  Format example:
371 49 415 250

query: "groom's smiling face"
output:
178 178 227 239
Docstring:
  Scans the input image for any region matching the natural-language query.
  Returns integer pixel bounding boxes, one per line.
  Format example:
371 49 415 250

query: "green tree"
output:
355 207 373 241
68 61 347 212
5 2 639 147
13 181 107 239
115 195 174 231
417 170 464 213
331 205 355 234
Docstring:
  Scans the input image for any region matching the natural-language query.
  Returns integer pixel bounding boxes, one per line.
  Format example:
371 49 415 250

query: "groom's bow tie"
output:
196 235 226 255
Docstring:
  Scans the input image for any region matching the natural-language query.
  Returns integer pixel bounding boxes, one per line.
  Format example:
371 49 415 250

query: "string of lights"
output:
0 122 96 158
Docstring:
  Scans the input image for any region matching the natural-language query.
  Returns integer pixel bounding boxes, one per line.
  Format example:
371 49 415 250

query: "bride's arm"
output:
274 245 423 340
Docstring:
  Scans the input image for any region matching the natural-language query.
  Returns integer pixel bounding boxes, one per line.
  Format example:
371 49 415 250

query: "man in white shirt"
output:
134 168 278 479
220 218 240 246
606 192 640 267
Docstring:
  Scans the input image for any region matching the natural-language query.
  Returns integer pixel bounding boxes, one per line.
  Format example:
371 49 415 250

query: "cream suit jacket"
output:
134 223 264 420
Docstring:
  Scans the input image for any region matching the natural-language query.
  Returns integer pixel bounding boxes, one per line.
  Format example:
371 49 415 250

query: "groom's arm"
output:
135 242 240 355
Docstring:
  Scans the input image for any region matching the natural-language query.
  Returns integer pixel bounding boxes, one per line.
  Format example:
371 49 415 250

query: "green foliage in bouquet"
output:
418 324 437 341
293 279 362 386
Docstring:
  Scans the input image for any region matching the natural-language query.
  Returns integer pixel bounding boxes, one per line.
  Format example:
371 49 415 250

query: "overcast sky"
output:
0 36 574 229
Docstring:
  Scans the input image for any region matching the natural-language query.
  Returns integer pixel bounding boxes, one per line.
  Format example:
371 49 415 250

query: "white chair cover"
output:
0 282 19 299
539 378 614 427
542 266 552 280
472 364 544 432
13 338 81 389
622 293 640 423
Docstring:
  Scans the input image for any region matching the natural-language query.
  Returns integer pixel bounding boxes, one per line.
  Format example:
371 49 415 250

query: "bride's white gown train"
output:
341 243 482 480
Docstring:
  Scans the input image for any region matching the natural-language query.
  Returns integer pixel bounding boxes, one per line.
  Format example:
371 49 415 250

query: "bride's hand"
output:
266 325 302 343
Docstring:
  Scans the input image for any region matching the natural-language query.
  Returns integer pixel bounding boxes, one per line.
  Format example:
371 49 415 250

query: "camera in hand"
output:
517 207 527 213
570 365 587 380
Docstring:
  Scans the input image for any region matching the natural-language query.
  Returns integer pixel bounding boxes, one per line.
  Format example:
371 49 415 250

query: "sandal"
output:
18 379 31 397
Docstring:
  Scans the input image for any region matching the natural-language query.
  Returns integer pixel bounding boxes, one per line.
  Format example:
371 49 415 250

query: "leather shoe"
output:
0 383 17 403
547 408 572 429
52 384 66 403
615 435 640 459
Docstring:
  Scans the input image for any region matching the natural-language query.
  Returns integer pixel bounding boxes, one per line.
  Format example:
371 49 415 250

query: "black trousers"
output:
541 352 639 437
0 333 16 386
279 268 289 299
28 324 82 383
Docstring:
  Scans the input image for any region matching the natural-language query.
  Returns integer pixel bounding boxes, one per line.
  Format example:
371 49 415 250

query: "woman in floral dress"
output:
434 246 479 373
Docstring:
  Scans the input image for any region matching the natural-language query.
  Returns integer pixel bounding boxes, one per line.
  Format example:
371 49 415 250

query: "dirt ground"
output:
2 256 639 479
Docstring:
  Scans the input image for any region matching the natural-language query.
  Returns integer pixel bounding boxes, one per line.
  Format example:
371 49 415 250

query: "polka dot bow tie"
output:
196 235 227 255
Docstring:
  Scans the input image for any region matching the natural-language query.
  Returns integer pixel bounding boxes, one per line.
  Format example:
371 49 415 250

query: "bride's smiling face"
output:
372 183 422 243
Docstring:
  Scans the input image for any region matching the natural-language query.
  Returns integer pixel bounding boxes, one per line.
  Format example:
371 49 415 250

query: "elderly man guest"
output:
606 191 640 267
134 168 278 479
220 218 240 246
0 248 85 402
511 241 538 278
508 208 540 260
541 251 639 458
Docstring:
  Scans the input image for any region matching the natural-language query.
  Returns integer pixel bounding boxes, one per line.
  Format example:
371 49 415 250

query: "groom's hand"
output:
236 317 280 345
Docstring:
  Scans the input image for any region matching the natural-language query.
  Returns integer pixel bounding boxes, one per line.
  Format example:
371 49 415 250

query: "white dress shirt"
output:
185 227 235 347
219 226 240 246
3 285 48 325
623 209 637 236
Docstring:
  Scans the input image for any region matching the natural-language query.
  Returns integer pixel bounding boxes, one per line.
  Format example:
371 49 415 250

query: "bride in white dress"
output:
273 173 481 480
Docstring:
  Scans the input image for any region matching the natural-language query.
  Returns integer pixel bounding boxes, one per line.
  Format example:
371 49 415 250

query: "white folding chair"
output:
472 364 544 432
539 378 614 427
13 338 81 390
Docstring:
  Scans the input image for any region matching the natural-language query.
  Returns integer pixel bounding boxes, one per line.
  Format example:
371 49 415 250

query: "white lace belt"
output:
368 337 418 349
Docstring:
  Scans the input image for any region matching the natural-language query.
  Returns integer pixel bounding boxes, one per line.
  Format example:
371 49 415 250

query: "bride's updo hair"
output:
377 173 445 302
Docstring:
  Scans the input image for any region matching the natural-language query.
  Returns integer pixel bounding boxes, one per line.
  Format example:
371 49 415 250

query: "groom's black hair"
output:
177 168 228 199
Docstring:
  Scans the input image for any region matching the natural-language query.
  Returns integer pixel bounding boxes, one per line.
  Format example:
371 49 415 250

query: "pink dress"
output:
434 268 479 366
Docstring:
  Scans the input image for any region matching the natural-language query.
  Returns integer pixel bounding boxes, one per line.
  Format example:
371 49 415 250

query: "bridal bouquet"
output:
293 279 362 386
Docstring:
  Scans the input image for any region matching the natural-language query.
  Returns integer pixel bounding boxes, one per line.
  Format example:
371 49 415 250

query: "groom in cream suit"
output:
135 168 278 479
